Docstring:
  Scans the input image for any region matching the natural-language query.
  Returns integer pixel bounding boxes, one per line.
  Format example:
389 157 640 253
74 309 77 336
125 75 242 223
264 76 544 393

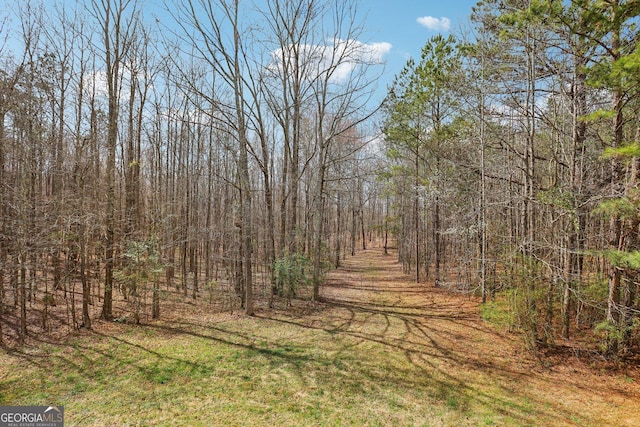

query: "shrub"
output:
115 236 164 323
273 252 311 302
481 299 515 332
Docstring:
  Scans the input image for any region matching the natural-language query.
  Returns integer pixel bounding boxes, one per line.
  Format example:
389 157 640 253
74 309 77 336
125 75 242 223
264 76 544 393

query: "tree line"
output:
2 0 639 360
0 0 387 344
381 0 640 357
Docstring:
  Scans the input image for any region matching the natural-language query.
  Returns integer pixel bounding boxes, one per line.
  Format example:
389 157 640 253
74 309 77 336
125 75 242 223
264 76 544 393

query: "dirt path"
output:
2 247 639 426
306 248 640 426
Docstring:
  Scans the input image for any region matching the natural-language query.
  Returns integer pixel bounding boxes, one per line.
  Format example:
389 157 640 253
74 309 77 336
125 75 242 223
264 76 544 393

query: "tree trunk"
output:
312 162 327 301
606 8 624 353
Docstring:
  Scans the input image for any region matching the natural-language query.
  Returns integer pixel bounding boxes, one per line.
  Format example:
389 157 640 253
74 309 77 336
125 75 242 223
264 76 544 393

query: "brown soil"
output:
308 248 640 426
3 247 639 425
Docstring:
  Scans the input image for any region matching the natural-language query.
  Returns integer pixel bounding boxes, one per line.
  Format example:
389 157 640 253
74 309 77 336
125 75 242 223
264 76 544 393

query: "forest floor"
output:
1 248 640 426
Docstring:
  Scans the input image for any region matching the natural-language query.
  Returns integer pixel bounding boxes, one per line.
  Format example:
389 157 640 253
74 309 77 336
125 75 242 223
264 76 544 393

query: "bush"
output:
576 276 608 327
114 237 164 323
493 254 546 348
273 252 311 302
481 299 515 332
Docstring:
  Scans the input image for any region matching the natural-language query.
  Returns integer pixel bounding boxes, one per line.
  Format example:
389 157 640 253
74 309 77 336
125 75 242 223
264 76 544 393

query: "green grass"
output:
481 300 515 332
0 315 493 426
0 314 577 426
2 249 639 426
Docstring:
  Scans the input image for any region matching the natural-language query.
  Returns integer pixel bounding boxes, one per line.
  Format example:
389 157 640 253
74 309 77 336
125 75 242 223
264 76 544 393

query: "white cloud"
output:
416 16 451 32
268 39 391 84
349 40 393 63
330 39 392 83
84 70 109 98
83 67 152 100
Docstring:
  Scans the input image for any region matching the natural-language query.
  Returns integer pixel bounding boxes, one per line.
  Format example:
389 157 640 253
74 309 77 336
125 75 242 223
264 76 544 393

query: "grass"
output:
3 320 432 425
1 248 639 426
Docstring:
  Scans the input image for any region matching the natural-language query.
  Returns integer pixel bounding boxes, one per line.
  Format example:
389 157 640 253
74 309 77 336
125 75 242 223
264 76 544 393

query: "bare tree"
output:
0 14 23 343
89 0 140 320
173 0 256 315
307 0 386 298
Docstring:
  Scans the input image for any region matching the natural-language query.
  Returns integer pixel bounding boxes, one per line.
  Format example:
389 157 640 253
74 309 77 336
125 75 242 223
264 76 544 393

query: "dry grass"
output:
1 248 639 426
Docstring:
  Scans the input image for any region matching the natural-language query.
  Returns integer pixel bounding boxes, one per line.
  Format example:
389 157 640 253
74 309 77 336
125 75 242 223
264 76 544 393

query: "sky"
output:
357 0 479 101
1 0 480 110
143 0 480 99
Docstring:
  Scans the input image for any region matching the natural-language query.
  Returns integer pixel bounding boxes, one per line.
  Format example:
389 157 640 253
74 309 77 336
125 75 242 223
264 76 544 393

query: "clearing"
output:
1 248 639 426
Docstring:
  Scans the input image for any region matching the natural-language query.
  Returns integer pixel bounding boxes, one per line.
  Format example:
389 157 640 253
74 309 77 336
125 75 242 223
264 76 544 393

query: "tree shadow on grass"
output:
256 249 601 426
2 248 631 426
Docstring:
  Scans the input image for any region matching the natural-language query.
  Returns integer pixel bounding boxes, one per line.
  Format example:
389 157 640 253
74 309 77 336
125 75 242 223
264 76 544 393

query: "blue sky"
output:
2 0 479 109
358 0 479 101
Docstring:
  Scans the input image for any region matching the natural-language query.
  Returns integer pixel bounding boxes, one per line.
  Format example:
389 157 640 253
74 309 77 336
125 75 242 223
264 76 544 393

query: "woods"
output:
382 0 640 356
0 0 385 341
0 0 639 361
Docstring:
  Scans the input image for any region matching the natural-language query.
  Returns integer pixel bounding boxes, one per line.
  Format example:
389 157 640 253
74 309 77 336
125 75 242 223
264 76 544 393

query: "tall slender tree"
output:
90 0 139 320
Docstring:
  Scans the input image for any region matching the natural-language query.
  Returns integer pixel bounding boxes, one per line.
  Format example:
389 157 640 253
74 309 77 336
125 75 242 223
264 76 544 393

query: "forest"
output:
0 0 639 363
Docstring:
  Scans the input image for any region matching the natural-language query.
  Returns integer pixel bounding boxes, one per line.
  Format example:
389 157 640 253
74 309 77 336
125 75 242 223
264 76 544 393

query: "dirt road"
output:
307 248 640 426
